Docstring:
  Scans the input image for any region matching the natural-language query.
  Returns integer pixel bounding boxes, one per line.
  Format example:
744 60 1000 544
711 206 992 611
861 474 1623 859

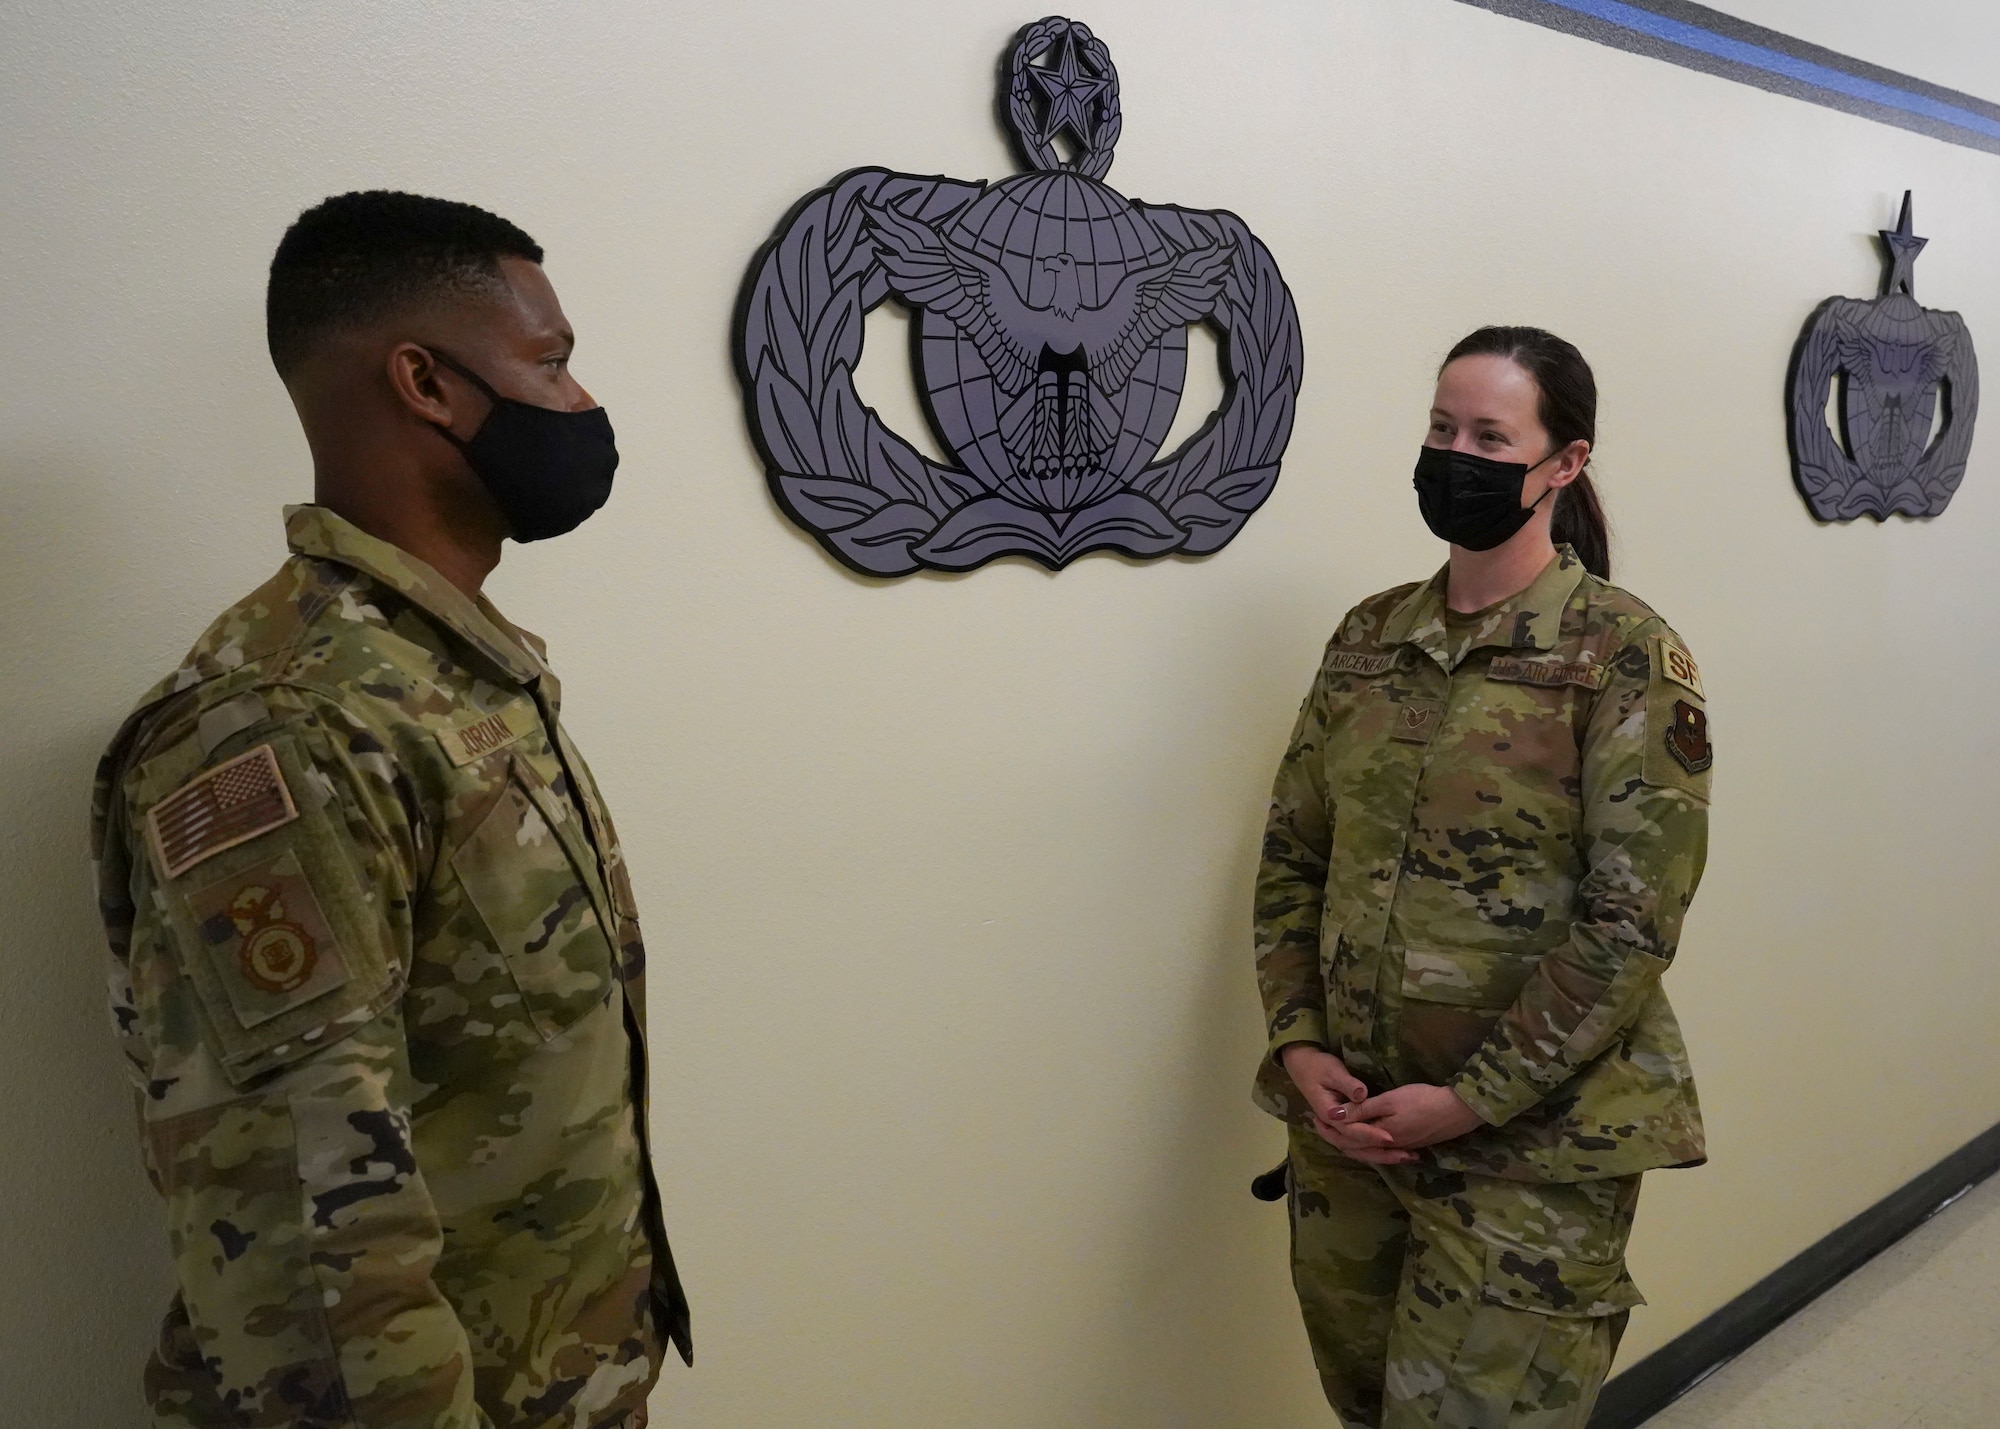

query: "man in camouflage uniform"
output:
90 192 687 1427
1254 545 1710 1427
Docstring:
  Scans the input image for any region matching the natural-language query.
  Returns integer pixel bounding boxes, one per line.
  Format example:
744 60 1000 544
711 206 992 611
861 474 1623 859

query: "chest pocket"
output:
451 752 617 1040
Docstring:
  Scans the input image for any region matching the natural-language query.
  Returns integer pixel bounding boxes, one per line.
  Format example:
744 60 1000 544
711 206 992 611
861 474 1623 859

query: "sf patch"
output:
187 849 351 1029
1666 700 1713 774
1652 635 1704 699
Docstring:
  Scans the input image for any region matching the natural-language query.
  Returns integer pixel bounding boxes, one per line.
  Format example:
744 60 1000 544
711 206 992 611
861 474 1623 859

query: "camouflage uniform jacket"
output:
1253 546 1709 1182
91 505 690 1428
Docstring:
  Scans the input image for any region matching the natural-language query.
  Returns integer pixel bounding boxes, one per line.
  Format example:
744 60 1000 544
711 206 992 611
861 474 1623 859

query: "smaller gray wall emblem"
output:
1787 192 1979 521
735 16 1304 575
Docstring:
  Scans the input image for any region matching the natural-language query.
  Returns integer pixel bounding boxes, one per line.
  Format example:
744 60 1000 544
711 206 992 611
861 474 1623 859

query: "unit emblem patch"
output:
1666 700 1713 774
188 849 351 1028
147 743 298 879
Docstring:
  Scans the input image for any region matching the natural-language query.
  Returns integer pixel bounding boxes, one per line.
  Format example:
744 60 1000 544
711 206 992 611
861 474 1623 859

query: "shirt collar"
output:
283 504 554 693
1379 546 1587 671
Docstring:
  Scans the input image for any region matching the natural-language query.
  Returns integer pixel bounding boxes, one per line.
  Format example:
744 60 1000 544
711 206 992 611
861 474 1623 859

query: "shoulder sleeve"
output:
1253 645 1337 1080
1447 618 1710 1126
116 688 495 1429
122 690 412 1083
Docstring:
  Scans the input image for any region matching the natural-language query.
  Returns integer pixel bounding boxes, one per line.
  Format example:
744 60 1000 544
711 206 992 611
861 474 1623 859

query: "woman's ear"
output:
1545 439 1591 490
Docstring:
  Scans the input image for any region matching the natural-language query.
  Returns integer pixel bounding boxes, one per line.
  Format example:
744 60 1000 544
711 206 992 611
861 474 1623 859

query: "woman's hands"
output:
1279 1045 1486 1165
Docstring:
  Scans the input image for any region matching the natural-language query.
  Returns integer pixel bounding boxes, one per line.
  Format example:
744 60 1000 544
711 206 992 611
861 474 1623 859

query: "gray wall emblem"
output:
1787 192 1980 521
735 16 1304 575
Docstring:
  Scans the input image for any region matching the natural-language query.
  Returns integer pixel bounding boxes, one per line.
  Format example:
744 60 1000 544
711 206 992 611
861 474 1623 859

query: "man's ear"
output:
386 343 459 431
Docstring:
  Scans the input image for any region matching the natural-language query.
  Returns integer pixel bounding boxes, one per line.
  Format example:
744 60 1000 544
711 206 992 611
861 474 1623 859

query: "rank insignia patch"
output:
1666 700 1713 774
147 743 298 879
1390 699 1441 745
188 849 350 1028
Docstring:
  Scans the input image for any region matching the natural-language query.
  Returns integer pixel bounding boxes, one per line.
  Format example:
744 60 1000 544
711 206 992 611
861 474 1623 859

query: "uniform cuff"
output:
1267 1016 1330 1068
1446 1062 1549 1128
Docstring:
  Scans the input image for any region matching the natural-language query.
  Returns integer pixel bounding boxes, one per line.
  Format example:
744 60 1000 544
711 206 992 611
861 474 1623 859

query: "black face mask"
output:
427 348 618 542
1412 444 1559 551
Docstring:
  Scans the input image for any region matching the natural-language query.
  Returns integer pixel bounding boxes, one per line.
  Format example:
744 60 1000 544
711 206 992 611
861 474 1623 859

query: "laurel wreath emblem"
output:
736 166 1302 576
735 15 1302 576
1006 15 1121 179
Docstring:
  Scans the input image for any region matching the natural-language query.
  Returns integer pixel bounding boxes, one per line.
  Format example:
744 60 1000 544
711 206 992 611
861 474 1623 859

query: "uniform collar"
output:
283 505 556 696
1380 546 1587 671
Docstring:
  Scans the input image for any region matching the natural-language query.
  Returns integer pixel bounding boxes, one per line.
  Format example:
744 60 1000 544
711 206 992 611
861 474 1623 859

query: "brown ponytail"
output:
1440 326 1611 580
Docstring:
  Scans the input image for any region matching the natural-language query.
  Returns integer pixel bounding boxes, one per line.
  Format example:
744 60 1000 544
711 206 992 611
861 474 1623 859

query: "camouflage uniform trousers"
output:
1288 1125 1644 1429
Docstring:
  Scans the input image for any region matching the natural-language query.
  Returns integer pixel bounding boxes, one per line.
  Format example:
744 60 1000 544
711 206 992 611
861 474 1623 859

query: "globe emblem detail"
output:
736 16 1304 575
1787 192 1980 521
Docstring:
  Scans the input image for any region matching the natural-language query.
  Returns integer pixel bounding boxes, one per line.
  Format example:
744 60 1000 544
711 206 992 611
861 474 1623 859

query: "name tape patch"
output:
1653 637 1704 699
1326 650 1399 677
147 743 299 881
1488 657 1608 691
436 700 538 768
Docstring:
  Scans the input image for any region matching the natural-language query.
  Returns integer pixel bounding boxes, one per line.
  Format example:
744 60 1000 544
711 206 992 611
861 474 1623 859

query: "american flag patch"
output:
147 743 299 880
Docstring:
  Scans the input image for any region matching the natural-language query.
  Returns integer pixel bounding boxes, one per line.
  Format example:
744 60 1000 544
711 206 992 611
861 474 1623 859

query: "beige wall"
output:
4 2 1999 1423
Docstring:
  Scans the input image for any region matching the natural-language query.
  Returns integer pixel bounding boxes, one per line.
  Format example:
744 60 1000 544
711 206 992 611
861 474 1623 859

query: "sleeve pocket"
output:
147 733 401 1087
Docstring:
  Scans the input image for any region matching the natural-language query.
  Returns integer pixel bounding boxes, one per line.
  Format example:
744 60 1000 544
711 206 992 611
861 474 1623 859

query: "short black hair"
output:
265 190 543 379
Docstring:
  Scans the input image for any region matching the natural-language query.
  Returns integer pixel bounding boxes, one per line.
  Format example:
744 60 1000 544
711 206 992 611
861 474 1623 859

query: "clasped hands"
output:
1280 1044 1485 1164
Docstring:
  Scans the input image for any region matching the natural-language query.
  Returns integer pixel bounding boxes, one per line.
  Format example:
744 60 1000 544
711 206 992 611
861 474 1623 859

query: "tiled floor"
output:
1641 1172 2000 1428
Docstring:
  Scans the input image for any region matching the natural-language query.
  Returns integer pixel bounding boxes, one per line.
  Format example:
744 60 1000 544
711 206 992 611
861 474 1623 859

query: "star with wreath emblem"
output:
1028 29 1108 153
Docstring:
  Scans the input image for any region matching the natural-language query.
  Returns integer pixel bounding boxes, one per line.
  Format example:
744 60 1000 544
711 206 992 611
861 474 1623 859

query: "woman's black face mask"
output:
426 348 618 543
1412 444 1560 551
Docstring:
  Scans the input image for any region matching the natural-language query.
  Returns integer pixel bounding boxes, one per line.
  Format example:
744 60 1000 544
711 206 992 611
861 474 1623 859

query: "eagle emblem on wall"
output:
734 16 1303 575
1787 192 1980 521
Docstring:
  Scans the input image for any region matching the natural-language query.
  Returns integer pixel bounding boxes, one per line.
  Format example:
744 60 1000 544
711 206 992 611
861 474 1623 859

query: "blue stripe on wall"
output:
1458 0 2000 155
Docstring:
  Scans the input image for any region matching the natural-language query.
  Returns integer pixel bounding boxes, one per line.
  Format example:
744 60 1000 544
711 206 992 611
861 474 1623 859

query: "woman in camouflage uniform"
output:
1254 327 1710 1428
